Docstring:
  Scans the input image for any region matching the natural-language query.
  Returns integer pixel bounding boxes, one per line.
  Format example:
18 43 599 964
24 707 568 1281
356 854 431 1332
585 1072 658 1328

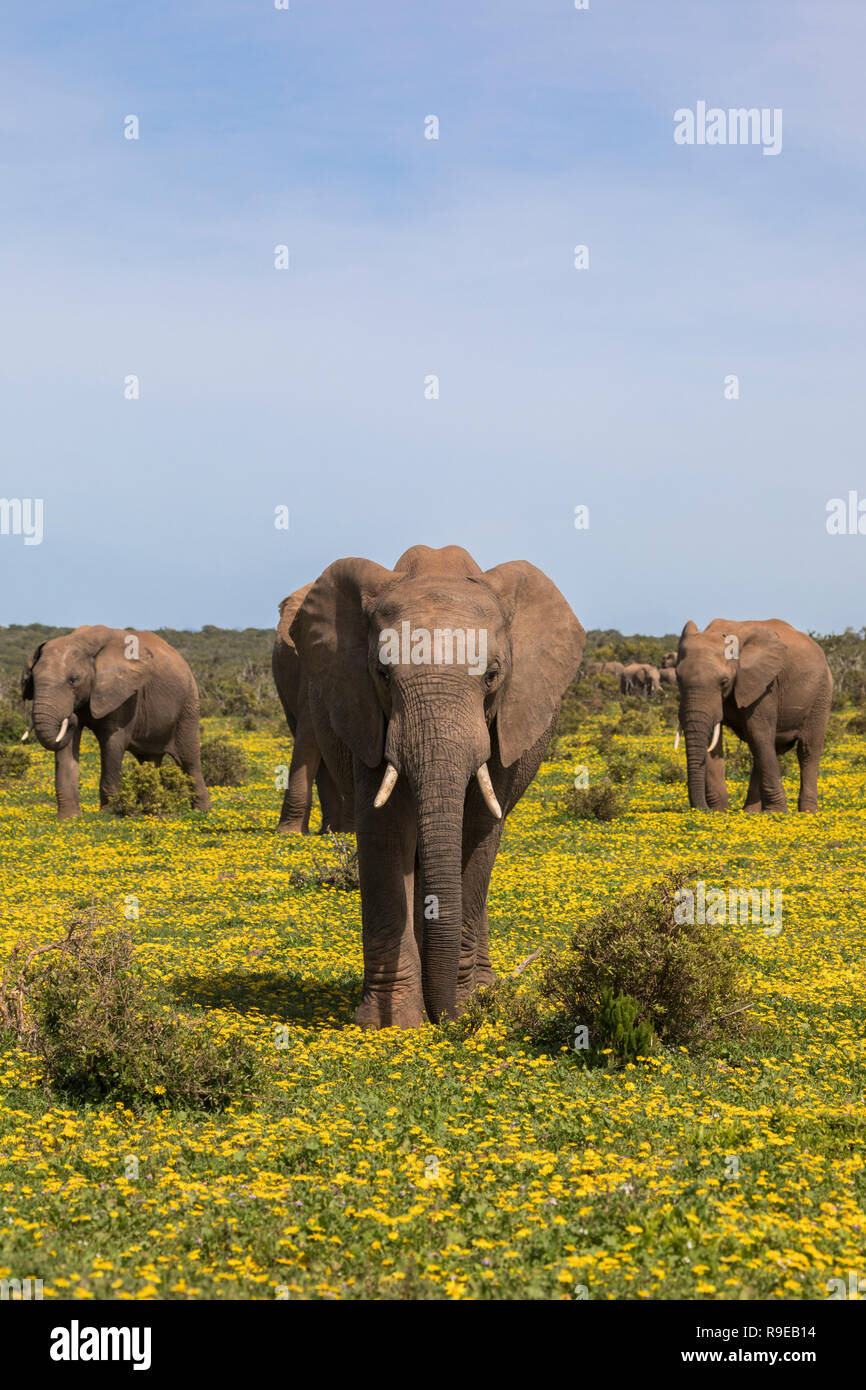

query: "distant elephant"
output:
290 543 585 1027
676 619 832 812
658 666 678 688
272 585 353 834
660 650 678 669
583 661 605 675
21 626 210 819
620 663 660 697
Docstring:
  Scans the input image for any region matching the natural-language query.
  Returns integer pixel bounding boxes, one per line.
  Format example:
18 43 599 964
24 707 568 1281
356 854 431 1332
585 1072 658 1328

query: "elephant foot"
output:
797 801 818 814
353 993 426 1030
194 795 212 813
475 964 497 988
277 821 306 835
743 801 763 814
57 807 82 821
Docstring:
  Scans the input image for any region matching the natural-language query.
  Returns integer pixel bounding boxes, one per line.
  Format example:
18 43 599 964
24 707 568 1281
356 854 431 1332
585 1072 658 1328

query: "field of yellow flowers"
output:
0 716 864 1301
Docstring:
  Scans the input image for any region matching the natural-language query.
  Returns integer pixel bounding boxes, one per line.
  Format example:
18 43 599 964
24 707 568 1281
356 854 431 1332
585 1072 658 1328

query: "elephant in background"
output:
620 663 660 697
272 585 353 834
676 618 832 813
21 626 210 819
660 651 678 669
659 666 678 688
291 543 585 1027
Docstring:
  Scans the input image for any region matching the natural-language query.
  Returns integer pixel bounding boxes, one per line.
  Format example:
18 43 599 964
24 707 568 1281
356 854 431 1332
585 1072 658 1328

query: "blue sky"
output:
1 0 864 633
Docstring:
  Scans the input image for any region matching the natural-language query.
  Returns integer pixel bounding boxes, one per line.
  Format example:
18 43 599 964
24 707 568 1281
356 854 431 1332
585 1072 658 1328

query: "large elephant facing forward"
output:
22 626 210 819
291 544 585 1028
676 619 832 812
272 585 352 834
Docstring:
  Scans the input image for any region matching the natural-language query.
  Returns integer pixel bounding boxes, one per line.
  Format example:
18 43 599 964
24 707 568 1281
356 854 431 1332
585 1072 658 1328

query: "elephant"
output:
620 663 661 697
660 650 678 669
601 661 624 678
676 618 833 813
290 543 585 1028
272 585 353 834
583 661 605 675
21 626 210 819
658 666 678 688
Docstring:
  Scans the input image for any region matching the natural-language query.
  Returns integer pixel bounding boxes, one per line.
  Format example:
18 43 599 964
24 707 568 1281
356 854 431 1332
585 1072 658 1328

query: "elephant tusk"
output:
707 722 721 753
373 763 399 808
674 728 680 751
20 729 29 742
55 718 69 745
476 763 502 820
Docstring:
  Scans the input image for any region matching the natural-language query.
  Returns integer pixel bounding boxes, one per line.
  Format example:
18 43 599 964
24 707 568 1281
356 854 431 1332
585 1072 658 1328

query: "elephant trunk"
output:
32 697 77 751
415 777 466 1022
388 676 490 1023
681 701 717 810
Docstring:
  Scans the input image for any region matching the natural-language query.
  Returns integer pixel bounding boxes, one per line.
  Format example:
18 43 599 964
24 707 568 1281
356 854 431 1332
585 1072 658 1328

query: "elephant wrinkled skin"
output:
290 544 585 1028
676 618 832 813
272 585 353 834
21 626 210 819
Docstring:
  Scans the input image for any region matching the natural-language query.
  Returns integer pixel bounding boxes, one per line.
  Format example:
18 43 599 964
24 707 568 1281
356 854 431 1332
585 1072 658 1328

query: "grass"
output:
0 716 863 1300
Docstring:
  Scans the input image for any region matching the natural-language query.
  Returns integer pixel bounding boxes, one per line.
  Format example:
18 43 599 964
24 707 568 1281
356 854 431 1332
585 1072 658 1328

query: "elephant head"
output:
22 626 154 751
676 620 785 810
291 548 584 1021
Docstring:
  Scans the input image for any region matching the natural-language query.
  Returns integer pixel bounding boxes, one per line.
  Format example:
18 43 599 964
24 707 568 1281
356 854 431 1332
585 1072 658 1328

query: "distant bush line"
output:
1 622 865 725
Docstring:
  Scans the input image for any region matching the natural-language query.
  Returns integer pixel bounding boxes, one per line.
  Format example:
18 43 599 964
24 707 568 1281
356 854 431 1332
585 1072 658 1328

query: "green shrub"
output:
463 871 749 1063
589 987 656 1067
200 737 248 787
846 711 866 735
288 834 359 889
605 748 641 785
0 702 26 742
617 704 660 736
1 913 263 1108
657 757 686 784
561 782 629 821
0 745 30 782
108 761 194 817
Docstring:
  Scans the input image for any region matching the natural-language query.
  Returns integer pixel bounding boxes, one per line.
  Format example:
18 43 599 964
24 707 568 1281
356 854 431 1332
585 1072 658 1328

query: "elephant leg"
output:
705 732 728 811
173 712 211 811
97 728 129 808
55 726 83 820
278 709 320 834
455 739 540 1008
743 762 763 813
315 760 347 834
796 731 825 813
750 730 787 812
352 762 425 1029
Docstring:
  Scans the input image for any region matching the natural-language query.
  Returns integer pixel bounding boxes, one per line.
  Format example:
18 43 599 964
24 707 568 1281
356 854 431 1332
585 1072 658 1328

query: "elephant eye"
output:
484 664 500 687
377 663 390 685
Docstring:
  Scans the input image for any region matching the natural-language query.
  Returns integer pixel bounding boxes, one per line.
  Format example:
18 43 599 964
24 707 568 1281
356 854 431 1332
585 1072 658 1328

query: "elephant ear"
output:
734 627 786 708
289 558 398 768
277 583 314 649
482 561 585 768
91 637 154 719
21 642 46 700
